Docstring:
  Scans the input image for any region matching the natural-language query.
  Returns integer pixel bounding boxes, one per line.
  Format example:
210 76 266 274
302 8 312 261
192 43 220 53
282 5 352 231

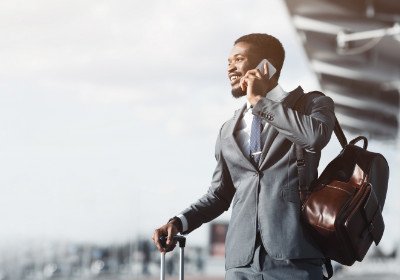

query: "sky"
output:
0 0 398 253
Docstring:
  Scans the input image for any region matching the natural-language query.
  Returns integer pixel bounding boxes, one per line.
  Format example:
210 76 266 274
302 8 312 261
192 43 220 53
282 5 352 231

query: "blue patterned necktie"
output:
250 114 263 165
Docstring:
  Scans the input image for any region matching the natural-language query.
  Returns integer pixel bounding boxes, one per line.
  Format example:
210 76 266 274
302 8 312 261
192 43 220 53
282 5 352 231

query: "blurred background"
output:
0 0 399 279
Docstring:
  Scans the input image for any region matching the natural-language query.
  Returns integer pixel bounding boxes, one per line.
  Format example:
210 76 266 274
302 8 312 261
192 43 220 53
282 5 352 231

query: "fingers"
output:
165 224 178 252
166 242 177 253
241 70 261 91
247 69 263 79
152 229 163 253
244 70 262 83
167 225 174 245
152 224 179 253
240 77 247 91
152 227 167 253
263 62 269 77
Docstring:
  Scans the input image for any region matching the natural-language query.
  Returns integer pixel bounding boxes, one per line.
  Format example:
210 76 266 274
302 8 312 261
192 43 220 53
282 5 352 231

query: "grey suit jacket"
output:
180 86 335 270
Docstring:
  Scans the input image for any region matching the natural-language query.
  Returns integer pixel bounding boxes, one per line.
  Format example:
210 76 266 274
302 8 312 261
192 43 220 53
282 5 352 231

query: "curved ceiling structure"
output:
285 0 400 140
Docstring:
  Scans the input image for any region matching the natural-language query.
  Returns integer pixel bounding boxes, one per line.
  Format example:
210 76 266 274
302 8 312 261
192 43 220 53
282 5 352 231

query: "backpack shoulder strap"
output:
292 90 348 200
292 91 312 201
303 91 348 148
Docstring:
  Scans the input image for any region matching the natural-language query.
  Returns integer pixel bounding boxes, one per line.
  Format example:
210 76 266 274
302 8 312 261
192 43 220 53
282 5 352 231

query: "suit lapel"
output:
258 86 305 169
258 125 279 169
225 103 257 171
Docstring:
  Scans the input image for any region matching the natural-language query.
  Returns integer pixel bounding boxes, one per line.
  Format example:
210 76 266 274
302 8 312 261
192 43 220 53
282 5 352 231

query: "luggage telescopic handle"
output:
159 235 186 280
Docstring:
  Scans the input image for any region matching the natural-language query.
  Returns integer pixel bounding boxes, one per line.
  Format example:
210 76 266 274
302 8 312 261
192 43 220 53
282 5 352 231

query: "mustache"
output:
229 71 242 79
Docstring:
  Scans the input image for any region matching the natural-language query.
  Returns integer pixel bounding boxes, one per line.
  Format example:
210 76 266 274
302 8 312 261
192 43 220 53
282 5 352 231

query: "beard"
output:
231 85 246 99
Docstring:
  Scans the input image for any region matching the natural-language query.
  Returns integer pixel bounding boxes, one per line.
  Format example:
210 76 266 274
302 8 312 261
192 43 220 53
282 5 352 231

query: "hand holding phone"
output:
240 58 278 104
241 58 278 106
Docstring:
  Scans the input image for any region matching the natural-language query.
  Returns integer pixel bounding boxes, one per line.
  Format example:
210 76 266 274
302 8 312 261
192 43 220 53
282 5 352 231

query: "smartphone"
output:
256 59 276 79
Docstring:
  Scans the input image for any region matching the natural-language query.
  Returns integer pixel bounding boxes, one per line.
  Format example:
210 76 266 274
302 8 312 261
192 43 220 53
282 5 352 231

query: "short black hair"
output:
234 33 285 80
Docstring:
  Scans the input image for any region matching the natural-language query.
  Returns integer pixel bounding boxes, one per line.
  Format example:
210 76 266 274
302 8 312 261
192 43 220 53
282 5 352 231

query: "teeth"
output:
230 75 239 81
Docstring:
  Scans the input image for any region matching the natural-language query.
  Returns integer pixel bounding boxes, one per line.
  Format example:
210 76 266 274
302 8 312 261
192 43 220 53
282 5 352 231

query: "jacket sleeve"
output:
252 93 335 152
179 125 236 234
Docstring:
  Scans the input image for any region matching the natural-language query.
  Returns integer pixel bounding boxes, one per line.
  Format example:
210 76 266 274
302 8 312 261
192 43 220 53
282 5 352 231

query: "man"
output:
152 33 335 279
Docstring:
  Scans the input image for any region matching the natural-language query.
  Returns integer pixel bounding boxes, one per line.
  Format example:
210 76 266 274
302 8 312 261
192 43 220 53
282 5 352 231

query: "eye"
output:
228 57 245 66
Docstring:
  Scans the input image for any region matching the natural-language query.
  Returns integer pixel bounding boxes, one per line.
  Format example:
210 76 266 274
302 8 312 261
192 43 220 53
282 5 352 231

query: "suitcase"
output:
159 235 186 280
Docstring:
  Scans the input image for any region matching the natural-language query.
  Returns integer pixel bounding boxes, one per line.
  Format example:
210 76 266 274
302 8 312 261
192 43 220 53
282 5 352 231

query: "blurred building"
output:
209 222 229 257
284 0 400 139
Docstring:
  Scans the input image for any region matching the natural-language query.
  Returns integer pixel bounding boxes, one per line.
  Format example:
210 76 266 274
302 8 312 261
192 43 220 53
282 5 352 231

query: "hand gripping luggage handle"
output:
160 235 186 280
159 235 186 248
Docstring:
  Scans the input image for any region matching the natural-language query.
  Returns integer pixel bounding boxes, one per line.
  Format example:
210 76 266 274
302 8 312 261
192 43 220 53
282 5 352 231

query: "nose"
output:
227 62 236 73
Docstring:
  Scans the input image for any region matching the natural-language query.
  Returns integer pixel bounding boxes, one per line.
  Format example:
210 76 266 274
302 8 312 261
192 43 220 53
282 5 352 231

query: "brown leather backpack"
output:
294 91 389 278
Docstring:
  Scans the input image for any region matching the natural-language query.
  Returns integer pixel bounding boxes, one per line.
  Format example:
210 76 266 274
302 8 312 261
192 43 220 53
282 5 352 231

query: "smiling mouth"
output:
229 75 241 84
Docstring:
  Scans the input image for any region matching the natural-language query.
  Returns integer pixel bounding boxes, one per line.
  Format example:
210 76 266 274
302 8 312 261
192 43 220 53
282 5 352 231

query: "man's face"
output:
227 42 262 98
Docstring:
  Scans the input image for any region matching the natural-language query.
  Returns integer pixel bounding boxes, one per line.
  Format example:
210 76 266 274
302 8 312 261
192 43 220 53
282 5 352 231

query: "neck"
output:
263 79 278 97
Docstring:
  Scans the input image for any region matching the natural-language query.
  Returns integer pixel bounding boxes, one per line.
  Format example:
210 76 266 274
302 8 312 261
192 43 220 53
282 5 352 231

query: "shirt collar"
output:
266 84 289 102
246 100 252 110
